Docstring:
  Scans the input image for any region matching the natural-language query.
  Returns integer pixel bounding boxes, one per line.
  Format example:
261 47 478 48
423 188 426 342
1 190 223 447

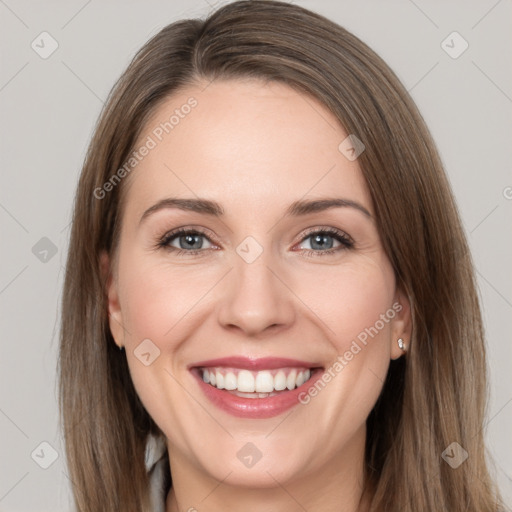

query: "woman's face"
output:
105 78 410 493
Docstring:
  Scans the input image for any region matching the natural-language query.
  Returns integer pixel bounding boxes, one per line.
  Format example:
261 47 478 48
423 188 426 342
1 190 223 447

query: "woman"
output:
58 1 506 511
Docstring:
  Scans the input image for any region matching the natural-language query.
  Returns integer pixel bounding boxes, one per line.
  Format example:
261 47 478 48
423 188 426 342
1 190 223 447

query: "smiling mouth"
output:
196 366 319 398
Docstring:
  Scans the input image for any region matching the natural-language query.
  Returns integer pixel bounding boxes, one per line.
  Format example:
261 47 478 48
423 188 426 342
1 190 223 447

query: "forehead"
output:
122 78 373 221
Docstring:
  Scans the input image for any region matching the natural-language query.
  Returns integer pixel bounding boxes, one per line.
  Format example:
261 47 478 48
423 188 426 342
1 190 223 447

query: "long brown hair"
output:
58 1 505 510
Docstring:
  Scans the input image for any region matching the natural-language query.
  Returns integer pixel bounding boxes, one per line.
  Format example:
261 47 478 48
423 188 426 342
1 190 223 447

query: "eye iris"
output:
310 233 334 250
180 233 203 250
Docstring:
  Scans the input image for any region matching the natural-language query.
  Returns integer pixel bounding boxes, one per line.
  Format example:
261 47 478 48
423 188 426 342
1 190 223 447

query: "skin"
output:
103 78 411 512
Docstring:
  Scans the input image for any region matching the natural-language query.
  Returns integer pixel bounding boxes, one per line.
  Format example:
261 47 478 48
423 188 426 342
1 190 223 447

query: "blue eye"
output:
156 227 353 257
157 229 213 254
297 228 353 256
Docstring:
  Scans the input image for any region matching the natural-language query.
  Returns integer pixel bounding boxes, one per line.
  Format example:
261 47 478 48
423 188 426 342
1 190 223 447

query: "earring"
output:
397 338 406 351
119 345 124 351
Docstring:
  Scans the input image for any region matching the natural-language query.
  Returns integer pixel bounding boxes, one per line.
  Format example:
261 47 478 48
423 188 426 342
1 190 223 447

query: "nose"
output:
216 251 296 337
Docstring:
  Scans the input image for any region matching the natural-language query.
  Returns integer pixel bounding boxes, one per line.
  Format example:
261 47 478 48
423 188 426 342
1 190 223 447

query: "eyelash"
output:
155 226 354 257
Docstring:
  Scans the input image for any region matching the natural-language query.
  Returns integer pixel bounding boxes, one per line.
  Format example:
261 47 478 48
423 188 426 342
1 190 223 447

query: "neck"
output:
165 427 370 512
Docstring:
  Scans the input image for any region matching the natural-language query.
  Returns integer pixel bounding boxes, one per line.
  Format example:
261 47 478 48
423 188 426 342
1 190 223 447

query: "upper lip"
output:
189 356 322 371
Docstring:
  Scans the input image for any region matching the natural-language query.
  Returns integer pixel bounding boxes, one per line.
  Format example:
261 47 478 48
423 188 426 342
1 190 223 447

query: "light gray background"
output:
1 0 511 510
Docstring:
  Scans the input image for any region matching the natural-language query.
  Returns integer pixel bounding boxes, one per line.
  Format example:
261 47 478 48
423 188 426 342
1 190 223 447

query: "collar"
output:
145 434 168 512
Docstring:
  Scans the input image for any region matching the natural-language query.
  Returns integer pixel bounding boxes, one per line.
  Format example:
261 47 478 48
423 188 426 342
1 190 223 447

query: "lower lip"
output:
191 368 324 419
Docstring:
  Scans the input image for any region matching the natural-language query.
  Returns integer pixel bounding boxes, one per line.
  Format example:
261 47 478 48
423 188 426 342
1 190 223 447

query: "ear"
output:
100 250 125 349
389 285 412 360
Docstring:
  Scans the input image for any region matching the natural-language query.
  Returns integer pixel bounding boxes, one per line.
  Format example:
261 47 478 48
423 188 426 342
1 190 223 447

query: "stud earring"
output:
397 338 406 351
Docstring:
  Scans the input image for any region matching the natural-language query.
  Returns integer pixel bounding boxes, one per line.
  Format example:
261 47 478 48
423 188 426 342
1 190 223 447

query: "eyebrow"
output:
139 197 372 225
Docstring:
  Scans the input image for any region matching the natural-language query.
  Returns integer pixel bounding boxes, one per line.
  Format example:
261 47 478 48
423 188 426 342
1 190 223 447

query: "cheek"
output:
291 261 395 439
117 254 203 433
119 254 220 342
294 257 396 352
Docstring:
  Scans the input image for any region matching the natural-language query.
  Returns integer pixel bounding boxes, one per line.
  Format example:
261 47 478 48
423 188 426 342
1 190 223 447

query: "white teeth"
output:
255 371 274 393
286 369 297 390
237 370 255 392
274 370 287 391
224 372 237 390
201 367 314 394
